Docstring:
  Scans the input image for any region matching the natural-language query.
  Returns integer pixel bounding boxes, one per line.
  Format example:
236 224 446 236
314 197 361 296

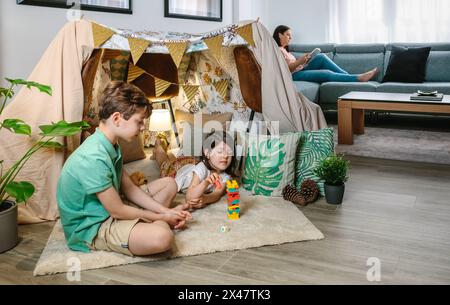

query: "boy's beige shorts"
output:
88 217 141 256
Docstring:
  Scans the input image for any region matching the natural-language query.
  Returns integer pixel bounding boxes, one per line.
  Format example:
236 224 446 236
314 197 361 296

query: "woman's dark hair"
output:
201 130 236 176
272 25 291 52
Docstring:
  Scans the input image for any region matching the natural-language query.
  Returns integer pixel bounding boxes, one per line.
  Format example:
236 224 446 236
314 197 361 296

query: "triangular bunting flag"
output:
128 37 151 64
204 35 223 61
154 77 172 97
166 42 188 68
214 79 229 101
92 22 115 48
182 85 200 102
127 63 146 83
236 23 255 47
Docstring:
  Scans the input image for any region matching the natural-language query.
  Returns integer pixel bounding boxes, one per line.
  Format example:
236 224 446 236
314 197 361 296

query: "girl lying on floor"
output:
153 130 236 210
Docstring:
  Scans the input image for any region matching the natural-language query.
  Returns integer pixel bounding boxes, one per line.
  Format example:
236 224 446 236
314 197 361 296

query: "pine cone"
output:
300 179 319 204
282 185 306 206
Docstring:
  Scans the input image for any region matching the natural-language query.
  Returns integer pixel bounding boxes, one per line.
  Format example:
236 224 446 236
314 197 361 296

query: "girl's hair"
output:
99 81 152 121
272 25 291 52
201 130 236 176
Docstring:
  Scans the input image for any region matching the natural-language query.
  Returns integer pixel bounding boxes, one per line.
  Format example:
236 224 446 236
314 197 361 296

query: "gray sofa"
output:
289 43 450 110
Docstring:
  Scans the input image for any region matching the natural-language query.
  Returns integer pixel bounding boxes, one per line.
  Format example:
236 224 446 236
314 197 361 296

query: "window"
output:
328 0 450 43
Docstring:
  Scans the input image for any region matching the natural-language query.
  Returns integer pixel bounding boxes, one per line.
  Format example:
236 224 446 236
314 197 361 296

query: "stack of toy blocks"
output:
226 180 240 220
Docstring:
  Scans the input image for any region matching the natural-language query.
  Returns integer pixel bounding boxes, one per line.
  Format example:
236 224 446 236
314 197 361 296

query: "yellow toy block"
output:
226 180 239 189
228 213 239 220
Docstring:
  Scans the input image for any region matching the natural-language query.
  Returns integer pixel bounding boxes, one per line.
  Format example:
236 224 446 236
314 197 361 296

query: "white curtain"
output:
329 0 450 43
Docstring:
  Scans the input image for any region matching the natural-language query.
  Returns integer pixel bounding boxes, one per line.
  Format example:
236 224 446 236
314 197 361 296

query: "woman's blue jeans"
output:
292 54 358 83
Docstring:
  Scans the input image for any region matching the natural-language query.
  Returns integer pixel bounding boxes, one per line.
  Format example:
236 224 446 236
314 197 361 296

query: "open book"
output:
309 48 321 60
304 48 321 67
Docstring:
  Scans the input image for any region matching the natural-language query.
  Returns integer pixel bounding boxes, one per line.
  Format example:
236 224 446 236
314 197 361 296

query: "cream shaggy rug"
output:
33 190 324 276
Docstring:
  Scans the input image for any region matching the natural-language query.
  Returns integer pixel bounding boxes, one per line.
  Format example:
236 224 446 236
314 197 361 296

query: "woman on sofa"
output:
273 25 378 83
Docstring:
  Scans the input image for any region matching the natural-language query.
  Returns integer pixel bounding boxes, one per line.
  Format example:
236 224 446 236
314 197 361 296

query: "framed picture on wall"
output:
164 0 222 22
17 0 132 15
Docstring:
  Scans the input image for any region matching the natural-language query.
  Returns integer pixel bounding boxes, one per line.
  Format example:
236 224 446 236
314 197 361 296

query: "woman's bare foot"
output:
358 67 379 82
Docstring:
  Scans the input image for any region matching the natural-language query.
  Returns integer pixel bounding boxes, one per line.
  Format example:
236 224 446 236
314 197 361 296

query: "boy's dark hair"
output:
99 81 152 121
201 130 236 176
272 25 291 52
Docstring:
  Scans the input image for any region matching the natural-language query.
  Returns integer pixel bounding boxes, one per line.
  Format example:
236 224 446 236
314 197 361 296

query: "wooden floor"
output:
1 155 450 284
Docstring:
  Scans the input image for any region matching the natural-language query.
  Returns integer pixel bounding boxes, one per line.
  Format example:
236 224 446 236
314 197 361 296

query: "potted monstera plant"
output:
0 78 88 253
314 153 349 205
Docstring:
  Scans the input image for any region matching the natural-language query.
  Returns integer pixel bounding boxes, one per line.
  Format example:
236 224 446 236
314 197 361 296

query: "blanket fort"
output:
0 19 326 223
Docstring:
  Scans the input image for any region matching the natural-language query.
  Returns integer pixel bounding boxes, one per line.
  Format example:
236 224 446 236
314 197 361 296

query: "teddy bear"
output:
129 171 148 186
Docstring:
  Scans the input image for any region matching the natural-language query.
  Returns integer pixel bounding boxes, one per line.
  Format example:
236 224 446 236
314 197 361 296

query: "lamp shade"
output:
149 109 172 132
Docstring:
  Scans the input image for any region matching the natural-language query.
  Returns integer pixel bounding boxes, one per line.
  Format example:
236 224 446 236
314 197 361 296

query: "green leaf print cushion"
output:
242 133 300 197
295 128 334 196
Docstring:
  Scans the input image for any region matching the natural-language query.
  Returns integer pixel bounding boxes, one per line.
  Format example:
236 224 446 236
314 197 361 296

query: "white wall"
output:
0 0 233 81
0 0 331 82
233 0 268 25
267 0 330 44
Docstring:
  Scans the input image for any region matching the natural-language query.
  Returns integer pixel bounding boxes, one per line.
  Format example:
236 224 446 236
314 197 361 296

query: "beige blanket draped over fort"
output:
251 22 327 132
0 20 93 223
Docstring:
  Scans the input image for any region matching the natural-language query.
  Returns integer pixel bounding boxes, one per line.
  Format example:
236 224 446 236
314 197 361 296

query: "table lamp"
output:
149 108 172 151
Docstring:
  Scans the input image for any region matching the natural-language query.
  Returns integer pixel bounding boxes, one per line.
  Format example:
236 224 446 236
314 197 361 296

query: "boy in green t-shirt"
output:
57 81 191 256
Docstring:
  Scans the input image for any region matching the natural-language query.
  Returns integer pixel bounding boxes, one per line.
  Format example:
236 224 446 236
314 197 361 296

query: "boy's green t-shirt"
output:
57 129 123 252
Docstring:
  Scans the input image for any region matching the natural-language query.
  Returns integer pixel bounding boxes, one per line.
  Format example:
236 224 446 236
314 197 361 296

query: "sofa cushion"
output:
335 44 385 54
319 82 379 107
295 128 334 197
242 132 301 197
382 46 431 83
384 44 450 81
425 52 450 82
333 53 385 82
293 81 320 103
290 43 336 54
333 44 386 82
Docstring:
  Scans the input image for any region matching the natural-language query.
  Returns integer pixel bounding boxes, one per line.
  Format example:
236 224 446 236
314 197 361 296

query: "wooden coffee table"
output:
337 91 450 144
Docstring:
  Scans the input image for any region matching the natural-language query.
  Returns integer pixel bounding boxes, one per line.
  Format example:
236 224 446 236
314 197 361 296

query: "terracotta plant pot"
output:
0 200 18 253
324 183 345 205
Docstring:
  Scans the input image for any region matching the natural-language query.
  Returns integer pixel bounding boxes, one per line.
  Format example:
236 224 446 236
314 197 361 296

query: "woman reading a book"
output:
273 25 379 83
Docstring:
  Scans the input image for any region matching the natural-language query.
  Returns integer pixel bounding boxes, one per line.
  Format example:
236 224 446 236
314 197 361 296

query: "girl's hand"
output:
188 196 208 209
204 173 220 186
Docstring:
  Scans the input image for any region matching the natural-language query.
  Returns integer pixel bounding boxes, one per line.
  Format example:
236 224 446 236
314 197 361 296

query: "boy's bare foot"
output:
358 67 379 82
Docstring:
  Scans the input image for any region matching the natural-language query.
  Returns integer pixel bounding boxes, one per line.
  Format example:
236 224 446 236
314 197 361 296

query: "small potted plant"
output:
314 153 349 204
0 78 88 253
